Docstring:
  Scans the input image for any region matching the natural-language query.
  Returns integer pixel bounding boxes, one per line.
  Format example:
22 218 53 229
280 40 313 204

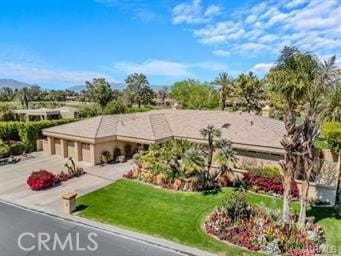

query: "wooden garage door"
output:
54 139 61 155
67 141 75 159
81 143 90 162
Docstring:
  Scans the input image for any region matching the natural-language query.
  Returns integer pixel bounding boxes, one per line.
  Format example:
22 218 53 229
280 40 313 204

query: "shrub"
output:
322 121 341 153
0 143 10 157
104 99 128 115
100 150 112 163
9 142 27 156
220 190 250 222
243 165 299 198
27 170 59 190
0 119 78 150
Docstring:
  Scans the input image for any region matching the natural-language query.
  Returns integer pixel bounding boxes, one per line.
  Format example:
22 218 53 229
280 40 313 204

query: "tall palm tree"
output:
200 125 221 172
180 146 205 177
268 46 314 223
213 72 234 111
267 46 337 224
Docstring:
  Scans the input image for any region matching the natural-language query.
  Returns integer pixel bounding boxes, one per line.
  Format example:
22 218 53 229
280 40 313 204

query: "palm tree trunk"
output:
336 152 341 205
282 170 292 223
220 93 226 111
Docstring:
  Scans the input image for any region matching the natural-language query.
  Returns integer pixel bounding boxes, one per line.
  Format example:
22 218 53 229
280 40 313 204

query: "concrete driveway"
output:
0 152 134 213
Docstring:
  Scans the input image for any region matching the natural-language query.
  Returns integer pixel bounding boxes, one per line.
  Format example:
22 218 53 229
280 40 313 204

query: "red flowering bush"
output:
243 166 299 199
27 170 59 190
205 191 325 256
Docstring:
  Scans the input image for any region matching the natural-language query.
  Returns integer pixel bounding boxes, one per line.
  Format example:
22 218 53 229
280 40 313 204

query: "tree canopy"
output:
171 79 219 109
85 78 113 109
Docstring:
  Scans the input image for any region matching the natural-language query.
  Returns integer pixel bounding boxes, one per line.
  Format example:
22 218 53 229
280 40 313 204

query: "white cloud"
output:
0 62 108 83
113 59 228 77
213 49 230 57
113 60 191 77
285 0 308 9
171 0 221 24
194 21 244 44
251 62 274 75
172 0 341 58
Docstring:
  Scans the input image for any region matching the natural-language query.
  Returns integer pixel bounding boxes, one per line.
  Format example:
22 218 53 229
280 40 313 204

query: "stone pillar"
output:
61 192 77 214
74 141 82 161
61 139 68 158
261 105 271 118
48 137 55 155
90 144 96 166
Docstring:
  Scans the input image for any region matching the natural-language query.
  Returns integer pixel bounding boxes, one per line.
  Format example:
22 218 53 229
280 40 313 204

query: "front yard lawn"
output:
77 179 340 255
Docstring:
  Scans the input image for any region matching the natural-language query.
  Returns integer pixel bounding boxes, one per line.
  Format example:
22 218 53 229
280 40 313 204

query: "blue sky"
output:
0 0 340 89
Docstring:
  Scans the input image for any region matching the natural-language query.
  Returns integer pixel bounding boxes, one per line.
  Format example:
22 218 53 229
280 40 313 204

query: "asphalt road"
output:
0 202 184 256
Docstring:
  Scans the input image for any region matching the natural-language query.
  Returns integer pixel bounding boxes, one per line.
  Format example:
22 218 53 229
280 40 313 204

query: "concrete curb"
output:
0 199 215 256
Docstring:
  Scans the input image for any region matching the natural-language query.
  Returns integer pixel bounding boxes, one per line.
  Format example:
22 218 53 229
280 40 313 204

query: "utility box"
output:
61 192 77 214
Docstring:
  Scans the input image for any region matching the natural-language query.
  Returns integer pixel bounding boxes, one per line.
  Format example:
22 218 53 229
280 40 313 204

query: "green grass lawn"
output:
77 179 340 255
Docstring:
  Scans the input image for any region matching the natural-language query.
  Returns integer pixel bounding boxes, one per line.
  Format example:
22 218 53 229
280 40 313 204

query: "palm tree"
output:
215 139 237 173
268 46 313 223
213 72 234 110
267 46 338 224
200 125 221 172
180 146 205 177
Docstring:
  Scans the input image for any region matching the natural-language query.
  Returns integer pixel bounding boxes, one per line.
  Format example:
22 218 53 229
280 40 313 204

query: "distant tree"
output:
0 87 15 101
156 86 169 105
171 79 219 109
17 87 30 109
85 78 113 109
125 73 154 108
104 99 128 115
44 90 66 101
213 72 234 110
235 72 265 113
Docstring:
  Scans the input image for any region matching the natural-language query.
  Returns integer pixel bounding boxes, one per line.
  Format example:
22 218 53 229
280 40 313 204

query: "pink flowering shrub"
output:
27 170 60 190
243 166 299 199
205 191 325 255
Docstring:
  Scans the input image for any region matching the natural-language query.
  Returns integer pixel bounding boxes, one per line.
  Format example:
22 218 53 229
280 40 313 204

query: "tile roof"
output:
43 109 285 149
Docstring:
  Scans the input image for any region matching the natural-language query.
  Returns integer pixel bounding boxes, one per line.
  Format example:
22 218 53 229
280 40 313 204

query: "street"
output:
0 202 184 256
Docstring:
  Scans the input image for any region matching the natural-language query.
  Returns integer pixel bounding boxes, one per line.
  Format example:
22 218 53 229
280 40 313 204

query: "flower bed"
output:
27 166 85 191
27 170 60 190
205 191 325 256
243 166 299 199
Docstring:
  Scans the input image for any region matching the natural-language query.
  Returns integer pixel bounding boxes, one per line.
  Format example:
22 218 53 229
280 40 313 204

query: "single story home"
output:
13 107 78 121
42 109 339 204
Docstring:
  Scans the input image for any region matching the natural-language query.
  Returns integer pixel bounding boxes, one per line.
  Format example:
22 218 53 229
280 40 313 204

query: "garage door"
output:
67 141 75 159
54 139 61 155
81 143 90 162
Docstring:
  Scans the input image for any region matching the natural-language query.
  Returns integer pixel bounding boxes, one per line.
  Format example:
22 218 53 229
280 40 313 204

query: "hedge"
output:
0 119 79 151
322 121 341 153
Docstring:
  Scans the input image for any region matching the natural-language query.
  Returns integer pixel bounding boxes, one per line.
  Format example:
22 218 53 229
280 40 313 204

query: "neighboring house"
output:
13 107 78 121
42 109 339 204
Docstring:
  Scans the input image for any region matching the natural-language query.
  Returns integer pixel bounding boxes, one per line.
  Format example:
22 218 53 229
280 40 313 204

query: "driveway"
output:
0 152 134 213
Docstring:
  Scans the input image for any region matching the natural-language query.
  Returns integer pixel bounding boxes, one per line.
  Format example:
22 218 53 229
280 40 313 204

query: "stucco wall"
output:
94 140 137 164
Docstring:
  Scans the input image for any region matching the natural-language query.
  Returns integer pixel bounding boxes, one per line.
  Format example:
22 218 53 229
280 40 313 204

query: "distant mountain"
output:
0 79 31 89
66 85 85 93
67 82 125 93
